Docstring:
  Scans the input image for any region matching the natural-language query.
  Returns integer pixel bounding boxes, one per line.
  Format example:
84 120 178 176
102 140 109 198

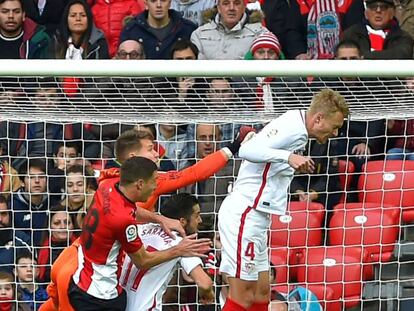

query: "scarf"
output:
366 25 389 51
37 235 76 281
256 77 274 111
0 297 12 311
63 37 83 97
298 0 353 58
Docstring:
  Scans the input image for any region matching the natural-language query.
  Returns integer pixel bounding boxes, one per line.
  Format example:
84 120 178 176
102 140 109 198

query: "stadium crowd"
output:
0 0 414 310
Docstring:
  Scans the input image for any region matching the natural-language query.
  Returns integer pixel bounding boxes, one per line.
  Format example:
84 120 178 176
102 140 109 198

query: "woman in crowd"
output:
54 0 109 60
37 207 76 283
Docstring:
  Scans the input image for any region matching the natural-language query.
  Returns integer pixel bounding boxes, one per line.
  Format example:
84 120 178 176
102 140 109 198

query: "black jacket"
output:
342 20 414 59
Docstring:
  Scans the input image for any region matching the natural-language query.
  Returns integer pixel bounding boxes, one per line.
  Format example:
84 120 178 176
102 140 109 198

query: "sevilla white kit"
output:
219 110 308 280
120 223 202 311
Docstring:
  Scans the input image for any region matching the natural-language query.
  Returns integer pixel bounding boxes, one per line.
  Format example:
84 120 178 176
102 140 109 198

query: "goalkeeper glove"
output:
227 126 256 155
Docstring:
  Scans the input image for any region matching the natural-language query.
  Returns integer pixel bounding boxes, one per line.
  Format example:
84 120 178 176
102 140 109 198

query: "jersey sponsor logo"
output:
126 224 138 242
23 214 31 221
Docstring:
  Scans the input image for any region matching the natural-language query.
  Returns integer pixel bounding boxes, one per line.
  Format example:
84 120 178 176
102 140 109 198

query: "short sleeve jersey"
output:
72 178 143 299
120 223 202 310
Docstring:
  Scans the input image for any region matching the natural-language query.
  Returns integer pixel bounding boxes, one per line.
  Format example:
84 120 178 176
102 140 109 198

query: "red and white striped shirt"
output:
73 178 143 299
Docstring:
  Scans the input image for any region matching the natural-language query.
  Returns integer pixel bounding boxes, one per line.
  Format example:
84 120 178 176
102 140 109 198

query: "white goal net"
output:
1 59 414 311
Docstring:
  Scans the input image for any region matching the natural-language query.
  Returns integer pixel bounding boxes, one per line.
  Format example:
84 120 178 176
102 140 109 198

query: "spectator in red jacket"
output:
90 0 144 57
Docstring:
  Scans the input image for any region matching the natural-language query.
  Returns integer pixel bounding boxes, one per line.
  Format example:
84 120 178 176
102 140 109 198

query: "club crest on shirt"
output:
245 262 256 274
267 129 278 138
126 224 138 242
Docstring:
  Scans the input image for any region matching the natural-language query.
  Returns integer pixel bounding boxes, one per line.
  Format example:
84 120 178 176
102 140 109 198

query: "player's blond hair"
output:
308 88 349 118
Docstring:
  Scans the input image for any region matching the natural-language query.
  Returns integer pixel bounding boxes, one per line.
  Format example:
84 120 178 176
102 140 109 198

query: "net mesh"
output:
1 67 414 311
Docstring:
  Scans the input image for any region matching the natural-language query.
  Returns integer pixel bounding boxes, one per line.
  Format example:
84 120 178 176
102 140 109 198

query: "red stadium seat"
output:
333 202 395 211
296 246 370 309
338 160 355 191
270 211 324 249
329 208 400 262
270 248 291 285
358 160 414 223
270 210 325 282
337 160 355 202
288 201 325 213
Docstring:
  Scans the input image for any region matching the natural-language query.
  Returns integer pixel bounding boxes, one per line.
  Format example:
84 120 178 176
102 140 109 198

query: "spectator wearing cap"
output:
190 0 266 59
342 0 413 58
249 31 282 60
120 0 197 59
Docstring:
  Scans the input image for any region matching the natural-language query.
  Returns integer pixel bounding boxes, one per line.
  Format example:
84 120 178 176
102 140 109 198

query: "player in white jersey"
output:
120 193 214 310
218 89 349 311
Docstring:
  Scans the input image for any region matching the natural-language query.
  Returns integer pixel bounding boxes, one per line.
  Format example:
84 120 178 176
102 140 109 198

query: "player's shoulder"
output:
268 110 305 131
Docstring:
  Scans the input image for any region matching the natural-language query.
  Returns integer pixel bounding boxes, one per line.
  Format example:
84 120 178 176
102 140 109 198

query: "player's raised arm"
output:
127 233 211 269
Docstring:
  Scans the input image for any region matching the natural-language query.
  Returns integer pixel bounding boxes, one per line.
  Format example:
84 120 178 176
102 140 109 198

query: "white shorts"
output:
218 193 271 281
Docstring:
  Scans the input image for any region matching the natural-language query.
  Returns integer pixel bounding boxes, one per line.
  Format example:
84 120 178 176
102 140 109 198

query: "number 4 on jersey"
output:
244 242 255 260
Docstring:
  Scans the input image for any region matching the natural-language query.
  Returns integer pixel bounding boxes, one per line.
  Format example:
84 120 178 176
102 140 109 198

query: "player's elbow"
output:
196 274 213 291
129 251 154 270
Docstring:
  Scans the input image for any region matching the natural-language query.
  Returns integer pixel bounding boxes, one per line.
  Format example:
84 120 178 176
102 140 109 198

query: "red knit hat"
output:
250 32 282 57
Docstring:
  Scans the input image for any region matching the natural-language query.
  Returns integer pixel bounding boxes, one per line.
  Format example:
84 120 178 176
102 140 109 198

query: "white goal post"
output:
1 59 414 311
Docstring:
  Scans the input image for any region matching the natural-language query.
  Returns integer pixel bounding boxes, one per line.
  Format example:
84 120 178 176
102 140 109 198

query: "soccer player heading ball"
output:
218 88 349 311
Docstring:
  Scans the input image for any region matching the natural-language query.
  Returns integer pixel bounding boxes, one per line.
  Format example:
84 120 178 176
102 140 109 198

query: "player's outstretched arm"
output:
128 234 211 269
155 126 257 194
189 265 215 305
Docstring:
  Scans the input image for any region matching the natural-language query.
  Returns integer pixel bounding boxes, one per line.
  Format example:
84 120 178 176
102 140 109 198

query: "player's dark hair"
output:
18 158 47 182
160 193 199 221
120 156 157 186
115 130 154 164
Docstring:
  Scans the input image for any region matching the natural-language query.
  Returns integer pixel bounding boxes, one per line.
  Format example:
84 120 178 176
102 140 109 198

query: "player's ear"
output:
315 112 324 124
179 217 187 228
136 179 144 190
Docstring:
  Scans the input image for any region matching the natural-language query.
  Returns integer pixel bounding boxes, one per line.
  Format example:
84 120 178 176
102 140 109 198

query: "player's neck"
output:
118 184 138 204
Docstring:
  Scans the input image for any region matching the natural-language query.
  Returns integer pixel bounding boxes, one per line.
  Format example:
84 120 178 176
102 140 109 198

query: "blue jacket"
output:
0 230 32 273
18 285 49 311
11 189 49 246
120 9 197 59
